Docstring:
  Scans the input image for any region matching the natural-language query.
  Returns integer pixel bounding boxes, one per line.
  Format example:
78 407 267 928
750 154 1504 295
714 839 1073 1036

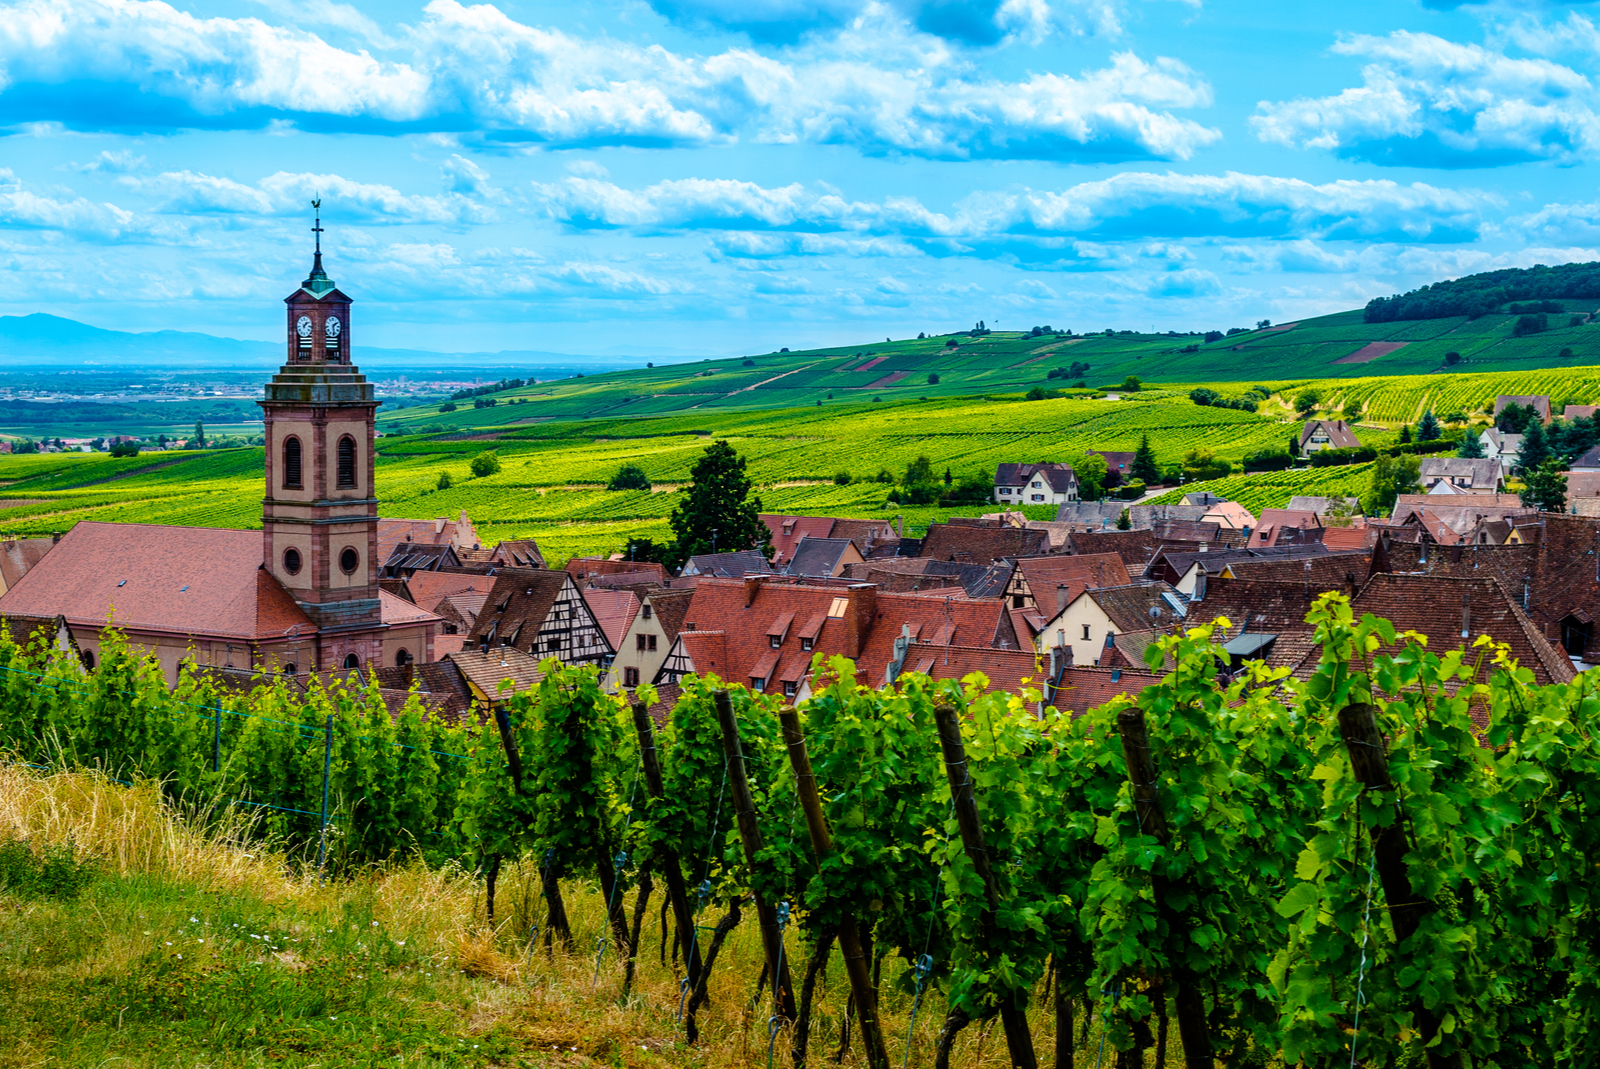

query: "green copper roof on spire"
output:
302 199 336 296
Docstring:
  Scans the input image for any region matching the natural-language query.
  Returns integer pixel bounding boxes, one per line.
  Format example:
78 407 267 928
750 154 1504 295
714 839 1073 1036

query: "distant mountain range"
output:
0 313 692 371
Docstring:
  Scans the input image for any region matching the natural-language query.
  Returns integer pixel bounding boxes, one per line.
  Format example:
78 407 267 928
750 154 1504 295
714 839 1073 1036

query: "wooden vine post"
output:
1117 707 1214 1069
630 701 704 989
713 688 798 1023
1336 702 1463 1069
932 702 1038 1069
778 706 892 1069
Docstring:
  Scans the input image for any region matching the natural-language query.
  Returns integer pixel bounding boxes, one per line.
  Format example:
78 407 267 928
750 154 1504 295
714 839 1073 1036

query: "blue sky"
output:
3 0 1600 355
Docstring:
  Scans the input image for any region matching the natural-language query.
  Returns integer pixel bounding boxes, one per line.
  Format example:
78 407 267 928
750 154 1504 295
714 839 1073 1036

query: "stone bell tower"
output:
259 202 384 668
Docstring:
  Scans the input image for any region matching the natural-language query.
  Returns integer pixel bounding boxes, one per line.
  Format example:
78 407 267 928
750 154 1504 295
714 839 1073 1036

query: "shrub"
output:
1025 386 1060 401
1294 389 1321 416
1443 351 1462 367
742 358 755 366
1116 479 1147 500
1571 315 1587 327
834 471 852 485
108 441 139 458
1190 387 1218 406
1513 313 1548 337
436 470 453 491
0 839 96 900
1120 376 1142 392
439 402 457 412
1560 346 1575 358
1309 446 1378 468
469 451 501 478
945 340 959 348
1242 449 1294 472
608 463 652 491
928 373 940 385
1204 331 1224 343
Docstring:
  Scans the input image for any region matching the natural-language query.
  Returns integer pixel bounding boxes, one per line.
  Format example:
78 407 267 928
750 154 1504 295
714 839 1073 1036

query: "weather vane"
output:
311 197 323 254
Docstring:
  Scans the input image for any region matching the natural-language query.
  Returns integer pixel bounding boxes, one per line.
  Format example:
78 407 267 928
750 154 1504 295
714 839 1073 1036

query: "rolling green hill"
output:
378 300 1600 432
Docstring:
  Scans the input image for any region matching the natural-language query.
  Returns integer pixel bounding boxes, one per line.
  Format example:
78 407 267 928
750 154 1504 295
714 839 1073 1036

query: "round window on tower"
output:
340 547 360 575
283 547 302 575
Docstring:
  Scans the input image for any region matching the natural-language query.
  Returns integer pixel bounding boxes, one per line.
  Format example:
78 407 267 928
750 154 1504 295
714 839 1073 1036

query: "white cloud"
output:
70 149 146 173
0 167 183 241
532 170 1490 243
1252 30 1600 166
0 0 1220 161
122 169 495 225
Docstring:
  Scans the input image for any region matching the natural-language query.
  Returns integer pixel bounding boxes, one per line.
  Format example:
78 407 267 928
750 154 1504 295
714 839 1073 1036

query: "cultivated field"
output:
0 363 1582 561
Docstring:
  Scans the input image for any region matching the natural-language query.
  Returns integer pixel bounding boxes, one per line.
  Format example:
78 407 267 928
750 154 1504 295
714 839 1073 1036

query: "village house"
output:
1033 581 1190 668
1479 428 1525 477
784 536 864 578
760 515 899 566
992 462 1078 506
680 550 775 577
463 567 613 667
1297 420 1361 457
0 240 442 681
1494 395 1551 424
1419 457 1505 494
607 588 692 692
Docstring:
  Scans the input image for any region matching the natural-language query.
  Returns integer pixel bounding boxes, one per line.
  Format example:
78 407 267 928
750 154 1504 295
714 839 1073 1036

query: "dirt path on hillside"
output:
67 455 195 489
687 363 817 408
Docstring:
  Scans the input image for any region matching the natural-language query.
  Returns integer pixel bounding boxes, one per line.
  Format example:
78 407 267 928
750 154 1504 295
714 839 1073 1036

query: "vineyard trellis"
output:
2 598 1600 1067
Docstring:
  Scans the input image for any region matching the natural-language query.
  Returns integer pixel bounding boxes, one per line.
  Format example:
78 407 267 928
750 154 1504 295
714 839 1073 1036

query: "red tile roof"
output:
1050 664 1163 717
379 589 443 627
1013 553 1132 613
0 521 317 641
920 519 1049 563
760 515 837 566
565 558 669 584
403 570 496 613
583 587 641 649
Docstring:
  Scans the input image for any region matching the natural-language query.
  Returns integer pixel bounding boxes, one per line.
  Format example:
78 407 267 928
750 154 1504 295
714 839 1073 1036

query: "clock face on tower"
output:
296 315 313 338
325 316 341 337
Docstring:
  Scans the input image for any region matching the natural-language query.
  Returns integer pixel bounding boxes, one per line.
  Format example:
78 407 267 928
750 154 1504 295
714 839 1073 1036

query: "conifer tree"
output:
1418 409 1441 441
1518 418 1551 475
1130 434 1160 484
1457 431 1486 459
670 440 769 562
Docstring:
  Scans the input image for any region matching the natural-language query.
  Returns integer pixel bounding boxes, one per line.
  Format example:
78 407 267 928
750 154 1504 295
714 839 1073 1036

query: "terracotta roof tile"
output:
0 538 54 592
919 520 1049 563
565 558 669 584
582 587 641 650
446 646 548 700
403 570 496 612
0 521 318 641
380 588 443 627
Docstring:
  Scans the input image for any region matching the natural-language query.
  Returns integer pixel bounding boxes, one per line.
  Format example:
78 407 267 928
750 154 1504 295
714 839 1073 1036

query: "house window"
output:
1031 494 1044 502
624 667 640 687
339 547 359 574
783 681 798 698
395 648 412 667
1082 624 1091 640
642 604 653 620
647 634 657 651
637 634 648 651
801 637 814 651
337 435 357 489
283 437 302 489
999 487 1012 495
344 653 360 669
770 635 781 649
283 547 302 575
751 678 765 692
445 623 458 634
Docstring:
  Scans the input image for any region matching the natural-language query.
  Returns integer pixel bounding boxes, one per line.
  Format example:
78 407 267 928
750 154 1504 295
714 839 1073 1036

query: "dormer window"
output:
770 635 781 649
801 637 814 651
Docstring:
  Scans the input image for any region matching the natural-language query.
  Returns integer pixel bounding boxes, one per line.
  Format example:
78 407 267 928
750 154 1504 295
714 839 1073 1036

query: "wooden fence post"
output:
1117 707 1213 1069
713 688 797 1024
1336 702 1462 1069
932 702 1038 1069
631 701 703 989
779 707 892 1069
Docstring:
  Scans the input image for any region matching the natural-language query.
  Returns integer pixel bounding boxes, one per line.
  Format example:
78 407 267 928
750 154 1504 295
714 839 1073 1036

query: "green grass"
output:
0 764 1112 1069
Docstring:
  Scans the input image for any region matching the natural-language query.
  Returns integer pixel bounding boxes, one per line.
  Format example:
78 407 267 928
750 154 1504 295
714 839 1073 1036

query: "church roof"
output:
0 521 317 641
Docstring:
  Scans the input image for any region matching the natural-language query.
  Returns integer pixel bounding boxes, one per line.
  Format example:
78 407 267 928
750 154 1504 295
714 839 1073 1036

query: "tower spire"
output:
302 197 334 295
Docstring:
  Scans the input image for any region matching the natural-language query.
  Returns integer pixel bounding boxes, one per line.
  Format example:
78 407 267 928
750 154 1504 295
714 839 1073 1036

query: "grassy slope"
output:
6 358 1587 562
0 764 1092 1069
378 301 1600 431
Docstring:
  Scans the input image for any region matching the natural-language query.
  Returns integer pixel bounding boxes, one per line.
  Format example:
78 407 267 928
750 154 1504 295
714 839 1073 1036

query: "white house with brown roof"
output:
1033 582 1189 668
1420 457 1505 493
1297 420 1361 456
606 588 692 693
993 463 1079 506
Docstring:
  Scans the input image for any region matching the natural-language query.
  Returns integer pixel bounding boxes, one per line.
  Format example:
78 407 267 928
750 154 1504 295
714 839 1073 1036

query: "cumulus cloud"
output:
121 169 495 225
1506 198 1600 244
644 0 1116 47
1251 30 1600 167
532 170 1489 244
0 0 1219 161
0 167 182 241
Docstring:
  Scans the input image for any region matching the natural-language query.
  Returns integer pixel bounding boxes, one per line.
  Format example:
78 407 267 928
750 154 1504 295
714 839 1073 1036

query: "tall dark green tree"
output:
1130 433 1160 484
669 440 769 561
194 420 206 448
1521 458 1568 512
1517 418 1551 476
1456 431 1486 458
1418 409 1441 441
1398 424 1412 444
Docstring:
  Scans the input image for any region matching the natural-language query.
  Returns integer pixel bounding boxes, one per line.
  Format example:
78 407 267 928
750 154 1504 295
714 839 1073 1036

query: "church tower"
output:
260 203 383 667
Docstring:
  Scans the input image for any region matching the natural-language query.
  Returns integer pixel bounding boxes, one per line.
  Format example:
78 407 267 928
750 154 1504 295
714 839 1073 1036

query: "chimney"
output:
435 517 446 535
744 576 765 607
1199 540 1208 553
845 583 877 658
1056 582 1072 614
886 622 912 685
1190 569 1207 602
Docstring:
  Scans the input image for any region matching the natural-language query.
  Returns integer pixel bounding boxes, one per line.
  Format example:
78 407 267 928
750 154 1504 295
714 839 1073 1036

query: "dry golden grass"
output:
0 763 1129 1068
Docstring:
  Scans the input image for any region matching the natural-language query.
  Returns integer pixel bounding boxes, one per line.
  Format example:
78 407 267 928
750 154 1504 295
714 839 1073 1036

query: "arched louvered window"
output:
337 435 356 489
283 436 302 489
